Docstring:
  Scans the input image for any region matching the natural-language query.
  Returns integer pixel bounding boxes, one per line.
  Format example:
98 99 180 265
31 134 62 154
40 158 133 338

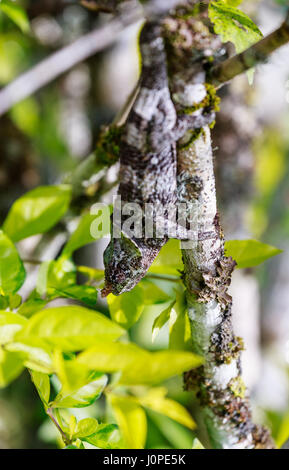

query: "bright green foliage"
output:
152 301 175 342
109 394 147 449
3 185 71 242
81 423 119 449
140 279 172 304
149 239 183 275
77 342 203 385
0 0 30 33
137 388 195 430
222 0 243 6
107 285 144 329
70 417 99 440
0 230 26 294
52 285 97 308
169 292 192 351
0 348 24 387
0 311 27 344
51 373 107 408
7 338 54 373
225 239 282 268
37 257 76 296
63 212 108 256
16 306 125 351
209 1 262 53
30 370 51 406
192 438 205 449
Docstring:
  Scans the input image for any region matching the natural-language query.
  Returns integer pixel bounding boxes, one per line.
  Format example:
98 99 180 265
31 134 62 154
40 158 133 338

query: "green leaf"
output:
0 311 27 345
0 231 26 294
109 394 147 449
140 280 172 305
72 418 99 440
223 0 243 5
37 257 76 297
107 285 144 330
3 185 71 242
50 285 98 308
138 388 196 430
169 292 192 351
224 239 282 269
18 292 47 318
152 301 175 342
192 438 205 449
51 373 107 408
77 266 104 283
208 1 262 54
7 294 21 310
77 342 203 385
16 306 125 351
63 212 108 256
0 0 30 33
0 348 23 387
149 239 183 275
7 338 53 373
81 423 119 449
52 350 92 393
30 370 50 406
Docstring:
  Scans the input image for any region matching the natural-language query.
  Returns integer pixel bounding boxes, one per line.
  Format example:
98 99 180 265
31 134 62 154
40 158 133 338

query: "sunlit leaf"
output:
7 337 53 373
169 292 192 351
30 370 50 406
107 285 144 330
3 185 71 242
0 230 26 294
63 212 108 256
16 306 125 352
81 423 119 449
224 239 282 269
0 348 23 387
138 388 196 430
152 301 175 343
192 438 205 449
72 418 99 439
208 1 262 54
37 257 76 297
50 285 98 308
109 394 147 449
0 311 27 345
51 373 107 408
149 239 183 275
140 280 172 305
77 342 203 385
0 0 30 33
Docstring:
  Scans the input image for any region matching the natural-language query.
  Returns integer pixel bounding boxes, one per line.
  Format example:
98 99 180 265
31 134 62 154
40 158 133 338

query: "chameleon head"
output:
101 235 163 297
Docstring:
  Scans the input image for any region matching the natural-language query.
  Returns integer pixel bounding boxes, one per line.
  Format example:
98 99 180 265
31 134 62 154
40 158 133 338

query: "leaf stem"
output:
46 407 71 446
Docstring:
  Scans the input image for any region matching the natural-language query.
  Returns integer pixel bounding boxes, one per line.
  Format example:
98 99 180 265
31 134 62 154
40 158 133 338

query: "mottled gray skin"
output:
102 21 215 296
102 21 177 296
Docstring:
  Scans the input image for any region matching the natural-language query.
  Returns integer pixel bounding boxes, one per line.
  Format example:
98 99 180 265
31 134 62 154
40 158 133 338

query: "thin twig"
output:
209 11 289 87
0 0 182 117
46 408 70 445
0 8 142 117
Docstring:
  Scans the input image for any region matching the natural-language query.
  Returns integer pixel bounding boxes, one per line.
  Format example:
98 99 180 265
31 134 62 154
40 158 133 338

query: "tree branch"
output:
0 0 183 117
0 9 141 117
209 11 289 87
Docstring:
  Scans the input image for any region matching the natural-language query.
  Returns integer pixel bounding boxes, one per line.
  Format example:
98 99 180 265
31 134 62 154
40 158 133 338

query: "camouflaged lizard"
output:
102 20 215 296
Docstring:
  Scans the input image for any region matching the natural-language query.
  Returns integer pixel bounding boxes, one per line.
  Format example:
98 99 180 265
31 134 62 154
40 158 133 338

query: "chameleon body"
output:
102 21 216 297
102 21 177 296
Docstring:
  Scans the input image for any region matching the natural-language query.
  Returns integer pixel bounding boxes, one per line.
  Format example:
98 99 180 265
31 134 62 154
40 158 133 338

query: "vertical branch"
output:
178 127 273 448
163 2 274 449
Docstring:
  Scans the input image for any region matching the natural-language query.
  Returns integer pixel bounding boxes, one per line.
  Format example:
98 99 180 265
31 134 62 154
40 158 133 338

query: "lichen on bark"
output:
164 0 274 449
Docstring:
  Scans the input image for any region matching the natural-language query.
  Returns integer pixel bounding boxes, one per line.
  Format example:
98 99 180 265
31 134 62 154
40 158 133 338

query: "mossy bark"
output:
165 1 274 449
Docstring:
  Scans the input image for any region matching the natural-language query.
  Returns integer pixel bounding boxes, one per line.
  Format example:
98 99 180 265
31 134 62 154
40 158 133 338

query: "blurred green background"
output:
0 0 289 448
